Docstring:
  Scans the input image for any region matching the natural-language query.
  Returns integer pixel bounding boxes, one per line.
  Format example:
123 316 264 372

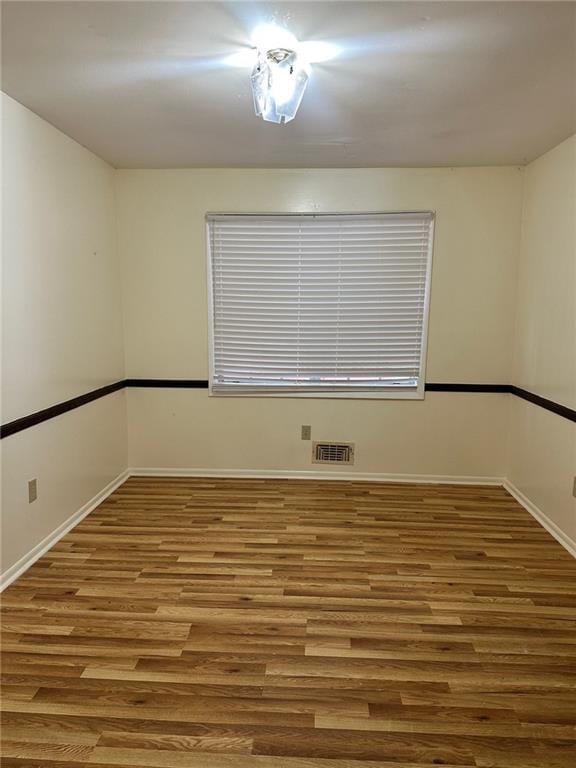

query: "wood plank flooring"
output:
2 477 576 767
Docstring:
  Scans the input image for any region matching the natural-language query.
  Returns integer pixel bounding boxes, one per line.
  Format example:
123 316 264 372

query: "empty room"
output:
1 1 575 766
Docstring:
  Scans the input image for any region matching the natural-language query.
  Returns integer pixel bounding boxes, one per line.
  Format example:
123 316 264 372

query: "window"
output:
207 212 434 398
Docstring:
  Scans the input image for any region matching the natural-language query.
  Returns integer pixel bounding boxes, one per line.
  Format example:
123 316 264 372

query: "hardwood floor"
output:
2 477 576 767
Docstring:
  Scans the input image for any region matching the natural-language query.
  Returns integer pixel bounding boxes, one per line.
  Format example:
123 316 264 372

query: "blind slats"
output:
209 212 433 394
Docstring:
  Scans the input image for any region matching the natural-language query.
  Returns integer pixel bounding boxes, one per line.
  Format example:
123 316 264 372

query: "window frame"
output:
206 211 435 400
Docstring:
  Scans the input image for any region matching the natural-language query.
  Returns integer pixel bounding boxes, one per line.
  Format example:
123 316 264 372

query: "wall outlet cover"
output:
28 478 38 504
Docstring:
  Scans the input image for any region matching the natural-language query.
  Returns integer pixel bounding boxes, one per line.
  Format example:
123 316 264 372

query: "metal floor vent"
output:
312 441 355 465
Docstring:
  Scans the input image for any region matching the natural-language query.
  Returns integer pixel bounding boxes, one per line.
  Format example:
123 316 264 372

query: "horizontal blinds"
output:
209 213 433 393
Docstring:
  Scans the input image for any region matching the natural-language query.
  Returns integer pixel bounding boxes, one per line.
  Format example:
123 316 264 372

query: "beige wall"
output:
3 91 572 573
1 94 127 576
117 167 523 477
508 135 576 542
127 388 509 479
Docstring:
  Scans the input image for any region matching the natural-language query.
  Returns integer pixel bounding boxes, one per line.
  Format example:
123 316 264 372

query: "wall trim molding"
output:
124 378 209 389
129 467 505 486
503 479 576 559
0 380 125 439
425 383 509 393
509 386 576 424
0 469 130 591
2 379 574 439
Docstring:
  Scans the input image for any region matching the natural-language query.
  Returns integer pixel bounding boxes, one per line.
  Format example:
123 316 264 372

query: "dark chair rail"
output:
1 379 574 439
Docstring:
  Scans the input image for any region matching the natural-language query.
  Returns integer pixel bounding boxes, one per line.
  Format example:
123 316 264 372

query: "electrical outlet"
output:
28 478 38 503
301 425 311 441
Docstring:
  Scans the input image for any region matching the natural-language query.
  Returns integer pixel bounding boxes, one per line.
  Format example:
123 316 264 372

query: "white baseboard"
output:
0 469 130 591
129 467 504 486
503 479 576 559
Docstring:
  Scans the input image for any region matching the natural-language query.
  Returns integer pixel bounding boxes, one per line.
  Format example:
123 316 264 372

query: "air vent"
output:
312 442 355 465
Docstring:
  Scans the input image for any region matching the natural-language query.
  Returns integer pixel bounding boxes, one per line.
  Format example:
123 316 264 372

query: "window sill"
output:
209 388 425 401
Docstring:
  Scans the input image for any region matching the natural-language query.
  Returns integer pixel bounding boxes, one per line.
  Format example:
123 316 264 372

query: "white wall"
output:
116 167 523 477
1 94 127 576
508 135 576 543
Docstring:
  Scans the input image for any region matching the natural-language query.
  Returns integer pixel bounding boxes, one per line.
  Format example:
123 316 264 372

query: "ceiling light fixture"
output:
251 46 309 124
226 24 339 125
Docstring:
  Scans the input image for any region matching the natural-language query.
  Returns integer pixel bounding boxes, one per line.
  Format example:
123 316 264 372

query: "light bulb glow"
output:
224 49 256 68
225 27 339 68
251 24 298 52
271 67 295 105
298 40 340 64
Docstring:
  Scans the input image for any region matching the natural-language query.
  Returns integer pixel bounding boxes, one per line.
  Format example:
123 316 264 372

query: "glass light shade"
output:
251 50 309 124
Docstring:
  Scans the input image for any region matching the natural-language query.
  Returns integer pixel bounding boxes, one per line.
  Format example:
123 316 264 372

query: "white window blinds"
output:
208 212 434 397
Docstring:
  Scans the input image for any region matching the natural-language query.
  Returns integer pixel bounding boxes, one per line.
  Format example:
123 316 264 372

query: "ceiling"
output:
2 1 575 168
